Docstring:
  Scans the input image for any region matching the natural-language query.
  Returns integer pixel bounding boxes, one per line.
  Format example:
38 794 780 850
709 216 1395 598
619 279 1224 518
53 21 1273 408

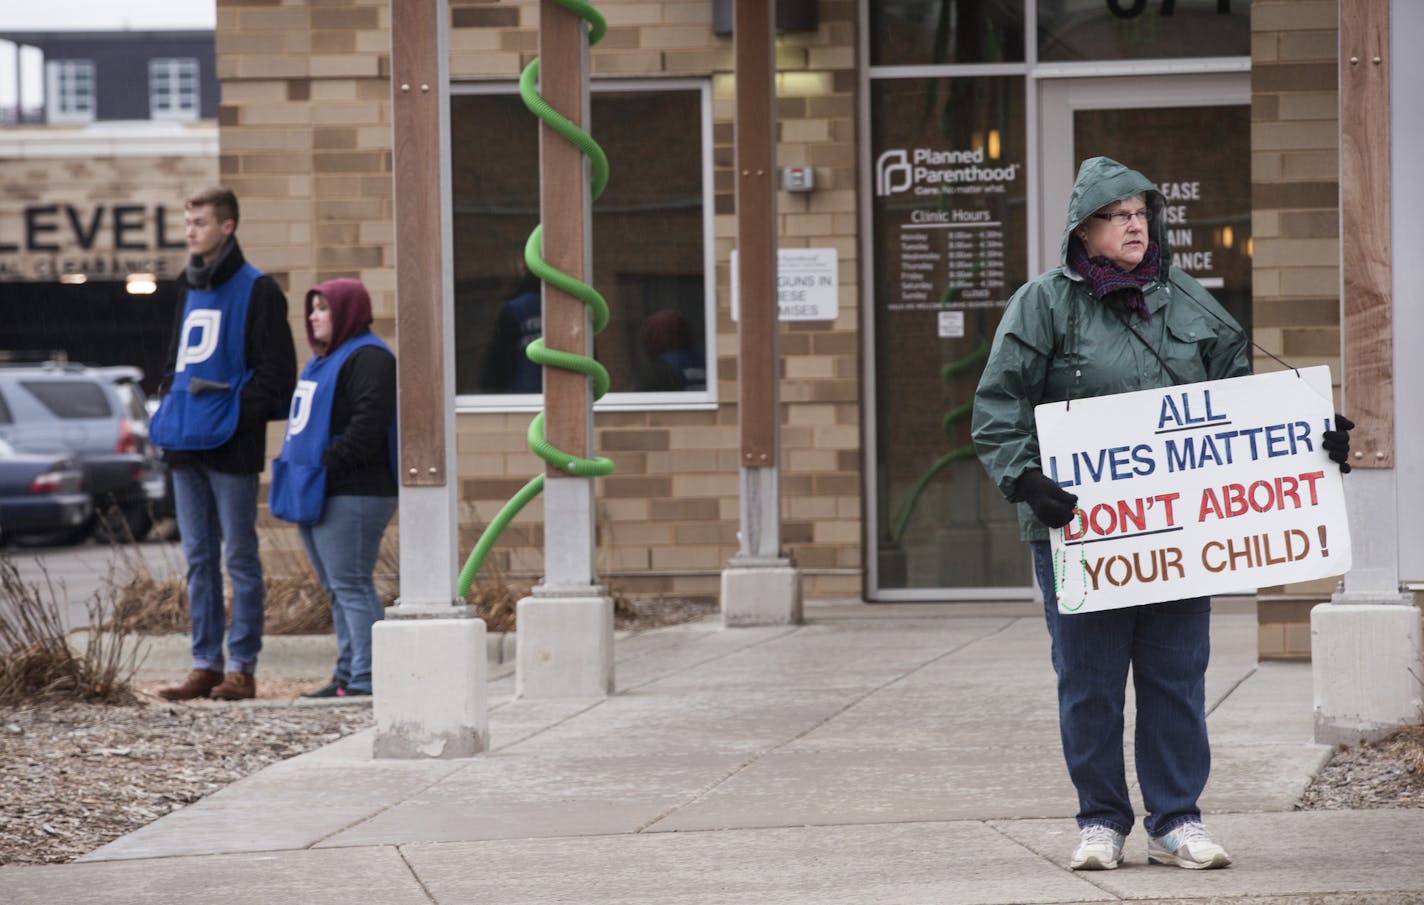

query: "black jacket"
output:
323 344 398 498
159 241 297 474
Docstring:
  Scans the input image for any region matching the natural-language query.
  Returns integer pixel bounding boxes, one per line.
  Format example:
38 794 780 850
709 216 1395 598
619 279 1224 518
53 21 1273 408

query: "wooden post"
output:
376 0 487 760
735 0 777 484
1340 0 1393 468
536 0 597 589
515 0 613 697
721 0 801 626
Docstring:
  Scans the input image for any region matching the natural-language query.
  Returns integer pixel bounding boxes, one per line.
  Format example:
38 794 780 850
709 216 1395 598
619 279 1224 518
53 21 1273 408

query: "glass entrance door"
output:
1038 74 1252 320
866 70 1251 600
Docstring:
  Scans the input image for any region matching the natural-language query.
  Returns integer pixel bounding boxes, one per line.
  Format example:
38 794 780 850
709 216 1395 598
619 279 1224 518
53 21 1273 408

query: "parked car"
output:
0 360 167 542
0 437 92 546
96 365 175 522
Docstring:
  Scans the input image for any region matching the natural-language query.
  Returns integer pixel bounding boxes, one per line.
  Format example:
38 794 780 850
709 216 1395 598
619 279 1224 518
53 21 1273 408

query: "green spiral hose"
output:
458 1 613 598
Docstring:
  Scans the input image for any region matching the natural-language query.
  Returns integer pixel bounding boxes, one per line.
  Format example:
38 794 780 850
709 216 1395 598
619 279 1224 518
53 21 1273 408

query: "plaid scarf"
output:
1069 239 1160 322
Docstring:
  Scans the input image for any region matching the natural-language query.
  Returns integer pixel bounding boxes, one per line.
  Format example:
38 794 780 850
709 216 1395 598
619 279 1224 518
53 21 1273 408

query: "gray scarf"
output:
185 236 236 290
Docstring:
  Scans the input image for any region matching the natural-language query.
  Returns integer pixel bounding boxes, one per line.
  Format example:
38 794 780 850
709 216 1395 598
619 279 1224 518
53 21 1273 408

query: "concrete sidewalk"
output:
6 600 1423 904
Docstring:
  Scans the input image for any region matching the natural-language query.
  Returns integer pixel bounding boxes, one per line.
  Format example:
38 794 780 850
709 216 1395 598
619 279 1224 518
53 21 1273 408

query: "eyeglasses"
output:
1091 209 1151 226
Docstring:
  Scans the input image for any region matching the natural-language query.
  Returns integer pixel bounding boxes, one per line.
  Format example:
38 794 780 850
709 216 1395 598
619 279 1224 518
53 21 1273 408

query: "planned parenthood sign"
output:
1034 367 1351 614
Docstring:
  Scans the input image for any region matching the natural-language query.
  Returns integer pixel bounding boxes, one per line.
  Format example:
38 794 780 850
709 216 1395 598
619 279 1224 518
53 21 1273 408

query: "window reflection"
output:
871 0 1025 67
450 88 708 399
1038 0 1251 62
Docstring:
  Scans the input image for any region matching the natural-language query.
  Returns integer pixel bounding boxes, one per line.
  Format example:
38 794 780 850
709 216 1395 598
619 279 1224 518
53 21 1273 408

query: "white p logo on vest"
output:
176 310 223 372
286 380 317 438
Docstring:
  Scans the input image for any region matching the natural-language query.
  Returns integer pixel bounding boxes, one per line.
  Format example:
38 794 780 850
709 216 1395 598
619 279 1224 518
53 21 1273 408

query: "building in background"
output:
113 3 1422 660
0 29 218 392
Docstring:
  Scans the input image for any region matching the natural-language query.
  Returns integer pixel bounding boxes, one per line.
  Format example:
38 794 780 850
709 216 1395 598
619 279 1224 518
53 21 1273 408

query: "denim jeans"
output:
1031 541 1212 838
172 467 264 673
298 494 397 694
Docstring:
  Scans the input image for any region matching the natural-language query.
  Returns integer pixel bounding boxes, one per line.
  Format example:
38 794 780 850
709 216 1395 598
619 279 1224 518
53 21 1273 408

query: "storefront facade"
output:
210 0 1376 611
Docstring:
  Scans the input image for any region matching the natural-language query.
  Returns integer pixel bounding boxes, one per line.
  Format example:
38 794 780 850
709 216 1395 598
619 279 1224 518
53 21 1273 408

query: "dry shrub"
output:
0 556 140 705
103 544 187 634
260 529 332 634
462 557 530 633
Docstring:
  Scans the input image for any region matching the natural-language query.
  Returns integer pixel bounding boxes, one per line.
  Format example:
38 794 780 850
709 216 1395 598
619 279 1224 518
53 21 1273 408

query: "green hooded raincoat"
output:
971 157 1251 543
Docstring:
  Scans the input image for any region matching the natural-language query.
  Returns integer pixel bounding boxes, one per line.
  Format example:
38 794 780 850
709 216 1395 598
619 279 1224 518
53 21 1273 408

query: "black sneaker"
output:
300 681 345 699
335 687 371 697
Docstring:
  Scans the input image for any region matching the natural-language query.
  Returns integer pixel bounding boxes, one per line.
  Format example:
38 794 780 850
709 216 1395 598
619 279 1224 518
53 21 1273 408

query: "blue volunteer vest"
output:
269 332 395 525
660 348 707 391
149 264 260 450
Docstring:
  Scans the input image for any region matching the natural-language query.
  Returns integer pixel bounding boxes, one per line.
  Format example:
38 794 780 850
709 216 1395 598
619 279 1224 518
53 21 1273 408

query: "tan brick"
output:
1251 1 1337 32
592 52 665 75
235 103 313 126
671 472 737 497
1285 622 1314 657
1280 149 1338 180
1279 266 1339 297
1252 120 1339 151
1252 238 1339 268
235 56 310 79
1278 30 1337 62
807 46 855 70
663 3 713 26
652 545 728 571
450 52 524 77
310 55 382 78
1251 31 1279 64
1276 91 1337 122
598 3 664 27
311 102 385 126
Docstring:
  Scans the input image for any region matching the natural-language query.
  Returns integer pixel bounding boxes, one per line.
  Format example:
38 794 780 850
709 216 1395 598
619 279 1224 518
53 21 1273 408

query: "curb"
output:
69 630 517 681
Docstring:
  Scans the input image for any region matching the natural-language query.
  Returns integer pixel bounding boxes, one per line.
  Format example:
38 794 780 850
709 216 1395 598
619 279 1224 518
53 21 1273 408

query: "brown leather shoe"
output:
210 671 256 701
156 668 224 701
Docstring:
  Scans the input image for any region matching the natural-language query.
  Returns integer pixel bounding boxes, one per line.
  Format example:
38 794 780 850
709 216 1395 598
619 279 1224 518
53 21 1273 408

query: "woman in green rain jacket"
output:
971 157 1248 872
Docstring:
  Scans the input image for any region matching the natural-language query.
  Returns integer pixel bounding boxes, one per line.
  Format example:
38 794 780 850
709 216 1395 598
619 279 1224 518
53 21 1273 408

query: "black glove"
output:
1321 413 1354 475
1014 469 1079 529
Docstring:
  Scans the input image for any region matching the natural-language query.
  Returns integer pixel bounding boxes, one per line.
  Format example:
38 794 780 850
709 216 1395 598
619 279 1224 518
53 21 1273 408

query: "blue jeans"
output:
173 467 264 673
1031 541 1212 838
298 494 397 694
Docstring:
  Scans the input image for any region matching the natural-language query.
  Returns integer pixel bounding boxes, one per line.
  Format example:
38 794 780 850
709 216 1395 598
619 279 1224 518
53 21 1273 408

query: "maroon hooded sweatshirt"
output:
303 279 397 497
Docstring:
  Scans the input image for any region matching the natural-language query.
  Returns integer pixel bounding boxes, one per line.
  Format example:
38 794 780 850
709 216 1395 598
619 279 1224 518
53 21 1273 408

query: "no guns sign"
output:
1034 366 1351 614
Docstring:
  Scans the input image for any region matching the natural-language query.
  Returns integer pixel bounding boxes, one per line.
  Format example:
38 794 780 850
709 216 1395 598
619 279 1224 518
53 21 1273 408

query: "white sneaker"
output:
1070 824 1126 870
1148 821 1232 869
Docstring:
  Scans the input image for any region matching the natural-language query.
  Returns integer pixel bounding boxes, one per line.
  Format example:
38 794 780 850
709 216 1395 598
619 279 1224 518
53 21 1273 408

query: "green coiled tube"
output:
458 1 612 598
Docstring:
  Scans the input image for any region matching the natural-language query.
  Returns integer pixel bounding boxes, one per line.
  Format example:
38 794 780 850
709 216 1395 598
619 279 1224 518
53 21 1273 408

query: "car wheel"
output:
95 504 153 544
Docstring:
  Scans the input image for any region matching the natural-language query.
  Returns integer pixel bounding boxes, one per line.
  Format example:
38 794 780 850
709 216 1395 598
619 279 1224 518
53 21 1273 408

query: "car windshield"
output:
19 380 113 419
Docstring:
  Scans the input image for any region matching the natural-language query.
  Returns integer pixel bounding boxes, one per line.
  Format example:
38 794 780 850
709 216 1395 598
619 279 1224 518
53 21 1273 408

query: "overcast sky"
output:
2 1 215 106
4 0 214 30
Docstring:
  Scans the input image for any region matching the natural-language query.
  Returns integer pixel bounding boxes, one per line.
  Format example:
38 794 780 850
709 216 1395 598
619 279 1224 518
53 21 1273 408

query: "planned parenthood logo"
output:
876 149 913 196
875 147 1020 197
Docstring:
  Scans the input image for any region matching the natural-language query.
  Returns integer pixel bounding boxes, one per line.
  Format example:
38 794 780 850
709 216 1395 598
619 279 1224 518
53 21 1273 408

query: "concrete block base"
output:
516 595 614 698
1311 602 1424 744
372 618 488 758
721 559 802 627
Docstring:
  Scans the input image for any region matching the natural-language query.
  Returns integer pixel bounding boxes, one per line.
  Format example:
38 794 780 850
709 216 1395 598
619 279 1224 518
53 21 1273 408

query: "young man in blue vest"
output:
151 187 296 701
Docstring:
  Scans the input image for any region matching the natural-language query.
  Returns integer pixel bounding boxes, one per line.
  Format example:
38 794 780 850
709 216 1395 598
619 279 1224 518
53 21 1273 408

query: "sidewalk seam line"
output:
634 615 1027 834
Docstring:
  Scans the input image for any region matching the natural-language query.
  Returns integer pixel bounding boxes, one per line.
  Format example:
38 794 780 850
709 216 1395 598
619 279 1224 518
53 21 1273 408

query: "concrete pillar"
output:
381 0 487 757
1311 601 1422 744
372 617 488 758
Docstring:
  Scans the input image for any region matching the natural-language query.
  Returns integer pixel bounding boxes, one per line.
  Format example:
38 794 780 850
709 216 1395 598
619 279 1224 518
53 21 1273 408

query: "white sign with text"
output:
730 247 839 322
1034 367 1351 614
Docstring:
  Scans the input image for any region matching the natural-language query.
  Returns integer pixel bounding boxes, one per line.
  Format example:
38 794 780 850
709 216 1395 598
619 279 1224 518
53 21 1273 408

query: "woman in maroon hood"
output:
271 278 398 698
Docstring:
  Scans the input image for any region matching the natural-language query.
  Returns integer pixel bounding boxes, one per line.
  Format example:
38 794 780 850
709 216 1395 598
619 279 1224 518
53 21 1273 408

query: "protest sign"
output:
1034 366 1351 614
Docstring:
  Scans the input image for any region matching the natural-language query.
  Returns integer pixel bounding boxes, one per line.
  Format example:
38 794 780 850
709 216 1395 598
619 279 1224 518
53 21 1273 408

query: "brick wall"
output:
1250 0 1341 659
217 0 864 602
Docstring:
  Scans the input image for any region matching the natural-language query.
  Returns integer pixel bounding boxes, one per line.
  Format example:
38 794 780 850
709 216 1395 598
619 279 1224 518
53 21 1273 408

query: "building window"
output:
45 59 95 124
149 58 200 121
450 81 714 411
